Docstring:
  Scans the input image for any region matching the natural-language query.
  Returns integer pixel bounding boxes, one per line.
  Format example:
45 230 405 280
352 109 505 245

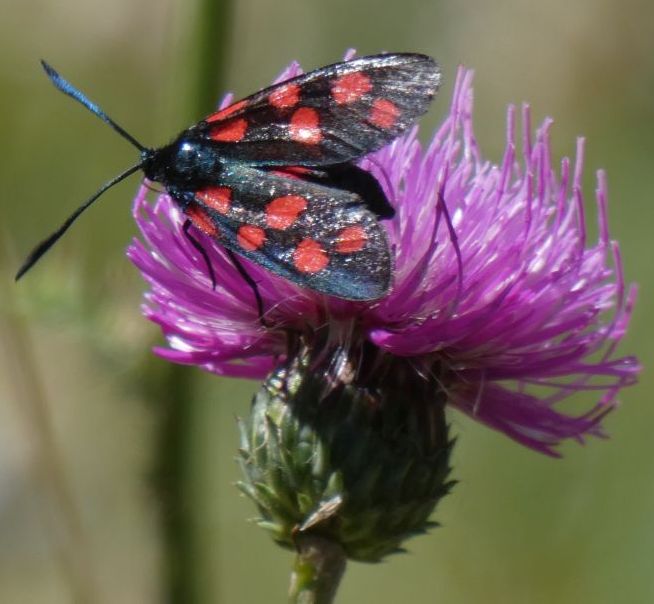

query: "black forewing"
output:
195 53 440 166
177 164 392 300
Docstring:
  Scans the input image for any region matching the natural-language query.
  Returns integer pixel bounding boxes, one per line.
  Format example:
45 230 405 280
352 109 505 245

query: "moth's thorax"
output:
142 138 223 188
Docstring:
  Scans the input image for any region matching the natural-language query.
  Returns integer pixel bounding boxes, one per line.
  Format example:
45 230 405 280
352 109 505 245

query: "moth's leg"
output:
183 219 269 328
182 219 217 289
224 248 270 328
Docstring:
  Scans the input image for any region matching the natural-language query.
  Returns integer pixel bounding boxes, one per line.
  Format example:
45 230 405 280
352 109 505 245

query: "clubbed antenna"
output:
15 62 150 280
15 163 142 280
40 60 146 152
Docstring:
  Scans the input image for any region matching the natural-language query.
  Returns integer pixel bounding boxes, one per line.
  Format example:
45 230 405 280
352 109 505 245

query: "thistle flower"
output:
128 57 639 586
129 59 638 452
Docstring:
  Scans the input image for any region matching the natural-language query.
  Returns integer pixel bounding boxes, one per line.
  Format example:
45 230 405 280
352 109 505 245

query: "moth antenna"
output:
41 60 147 152
15 163 143 280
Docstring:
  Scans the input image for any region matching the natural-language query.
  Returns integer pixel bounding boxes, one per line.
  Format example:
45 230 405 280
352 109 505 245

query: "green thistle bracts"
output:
237 341 455 562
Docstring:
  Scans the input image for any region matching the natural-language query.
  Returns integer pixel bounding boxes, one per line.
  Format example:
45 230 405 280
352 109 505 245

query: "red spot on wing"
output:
335 225 367 253
271 169 301 179
197 187 231 214
210 118 248 142
285 166 311 175
187 205 217 237
269 83 301 108
237 225 266 251
265 195 308 230
270 166 312 179
205 100 247 123
293 239 329 274
369 99 400 129
289 107 322 144
332 72 372 104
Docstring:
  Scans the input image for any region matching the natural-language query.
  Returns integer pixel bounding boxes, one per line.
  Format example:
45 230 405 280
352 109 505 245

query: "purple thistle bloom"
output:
128 59 639 456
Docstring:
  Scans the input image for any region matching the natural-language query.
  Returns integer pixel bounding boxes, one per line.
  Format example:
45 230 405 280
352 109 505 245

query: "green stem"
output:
289 535 347 604
153 0 233 602
167 0 234 123
186 0 234 119
148 362 197 603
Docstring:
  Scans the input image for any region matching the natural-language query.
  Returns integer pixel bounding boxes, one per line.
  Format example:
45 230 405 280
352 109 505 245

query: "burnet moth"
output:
16 54 440 302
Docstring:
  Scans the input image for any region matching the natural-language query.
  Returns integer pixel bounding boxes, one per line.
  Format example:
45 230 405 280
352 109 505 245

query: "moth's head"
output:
141 140 213 188
140 145 170 183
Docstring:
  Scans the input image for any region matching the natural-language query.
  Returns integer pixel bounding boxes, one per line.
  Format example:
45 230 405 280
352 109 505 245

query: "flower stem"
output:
167 0 234 122
289 534 347 604
148 363 197 602
152 0 233 601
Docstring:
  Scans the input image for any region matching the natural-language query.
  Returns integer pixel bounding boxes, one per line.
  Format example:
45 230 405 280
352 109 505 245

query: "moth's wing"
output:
178 165 392 300
262 164 395 220
195 53 440 166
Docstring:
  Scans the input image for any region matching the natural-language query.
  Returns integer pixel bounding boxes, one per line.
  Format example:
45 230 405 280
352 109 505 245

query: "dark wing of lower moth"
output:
176 164 392 300
193 53 440 166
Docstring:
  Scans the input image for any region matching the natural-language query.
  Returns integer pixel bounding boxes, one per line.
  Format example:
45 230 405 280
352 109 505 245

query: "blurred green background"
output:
1 0 652 602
